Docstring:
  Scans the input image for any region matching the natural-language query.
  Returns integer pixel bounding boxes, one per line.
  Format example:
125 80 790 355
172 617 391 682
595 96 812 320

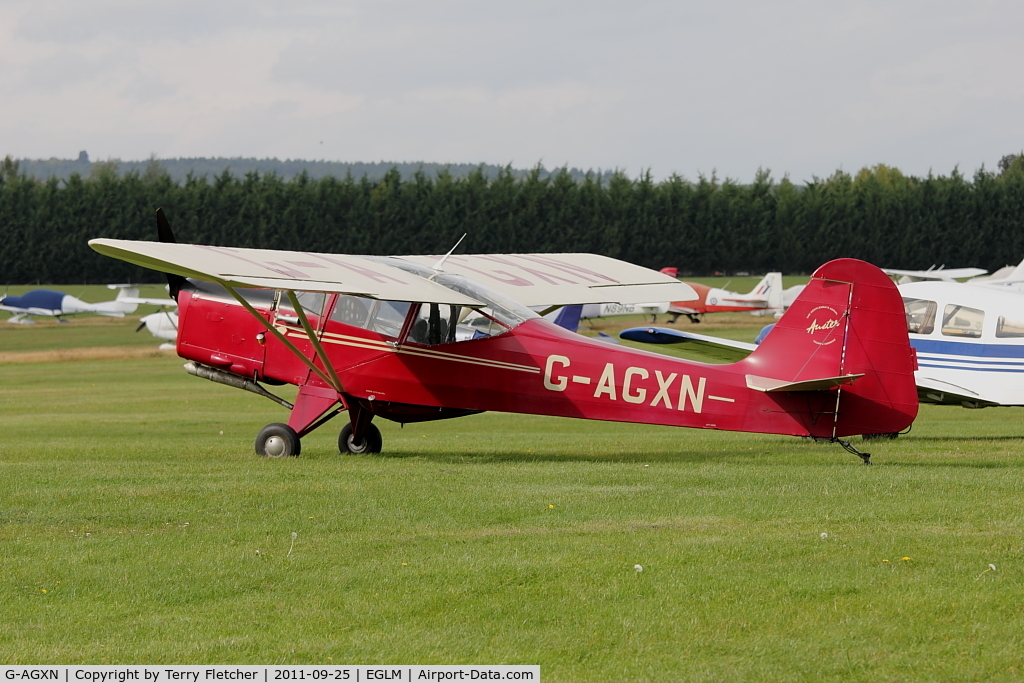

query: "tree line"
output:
15 154 615 186
1 155 1023 285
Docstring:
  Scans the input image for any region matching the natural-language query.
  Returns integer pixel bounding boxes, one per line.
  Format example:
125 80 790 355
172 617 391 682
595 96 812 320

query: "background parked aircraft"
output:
136 310 179 349
625 278 1024 409
0 284 173 324
882 265 989 283
667 272 804 323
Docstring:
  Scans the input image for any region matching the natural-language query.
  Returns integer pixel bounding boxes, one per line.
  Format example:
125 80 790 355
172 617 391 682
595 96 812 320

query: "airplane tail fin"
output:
89 284 140 316
747 272 784 315
548 304 583 332
1005 256 1024 282
736 259 918 438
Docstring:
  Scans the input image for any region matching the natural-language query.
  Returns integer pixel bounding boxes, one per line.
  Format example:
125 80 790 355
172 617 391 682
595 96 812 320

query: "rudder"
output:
738 259 918 437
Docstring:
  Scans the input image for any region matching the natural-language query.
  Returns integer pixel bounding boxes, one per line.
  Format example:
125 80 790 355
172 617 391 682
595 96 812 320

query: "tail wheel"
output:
256 423 301 457
339 422 382 454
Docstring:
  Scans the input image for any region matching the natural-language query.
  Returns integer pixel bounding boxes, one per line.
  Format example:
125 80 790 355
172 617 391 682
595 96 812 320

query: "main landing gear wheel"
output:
256 423 301 458
339 422 382 454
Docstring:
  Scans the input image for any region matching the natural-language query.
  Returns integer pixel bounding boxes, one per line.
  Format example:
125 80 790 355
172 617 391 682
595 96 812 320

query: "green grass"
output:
2 352 1024 680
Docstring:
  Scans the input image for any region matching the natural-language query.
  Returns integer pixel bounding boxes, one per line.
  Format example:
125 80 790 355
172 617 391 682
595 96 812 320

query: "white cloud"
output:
1 0 1022 180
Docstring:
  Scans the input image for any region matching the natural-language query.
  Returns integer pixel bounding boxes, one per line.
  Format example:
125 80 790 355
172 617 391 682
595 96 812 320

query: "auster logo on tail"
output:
805 305 841 345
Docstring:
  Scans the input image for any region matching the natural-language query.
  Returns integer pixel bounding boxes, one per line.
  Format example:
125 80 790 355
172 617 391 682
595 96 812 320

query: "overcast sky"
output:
1 1 1021 182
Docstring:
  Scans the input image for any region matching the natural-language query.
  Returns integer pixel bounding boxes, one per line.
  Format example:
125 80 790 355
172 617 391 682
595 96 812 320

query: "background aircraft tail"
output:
746 272 784 315
86 284 141 316
736 258 918 437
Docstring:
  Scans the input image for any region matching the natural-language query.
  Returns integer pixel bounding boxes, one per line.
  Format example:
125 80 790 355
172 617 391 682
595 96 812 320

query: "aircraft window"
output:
365 256 540 331
941 304 984 338
330 294 374 328
407 303 459 346
995 316 1024 338
279 291 326 318
328 296 409 339
902 297 936 335
372 301 411 338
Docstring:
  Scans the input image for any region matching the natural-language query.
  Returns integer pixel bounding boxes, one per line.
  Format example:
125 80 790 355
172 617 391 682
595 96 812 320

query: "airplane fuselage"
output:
174 261 917 440
901 281 1024 406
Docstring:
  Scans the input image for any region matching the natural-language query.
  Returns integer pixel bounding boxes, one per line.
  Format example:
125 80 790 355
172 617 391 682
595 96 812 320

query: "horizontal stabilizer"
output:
745 373 864 393
620 326 754 363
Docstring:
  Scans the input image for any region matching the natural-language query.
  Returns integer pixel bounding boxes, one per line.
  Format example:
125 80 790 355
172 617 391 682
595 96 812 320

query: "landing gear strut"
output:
339 422 383 454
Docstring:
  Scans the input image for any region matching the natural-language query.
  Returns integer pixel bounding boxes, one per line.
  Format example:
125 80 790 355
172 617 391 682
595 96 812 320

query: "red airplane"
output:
657 267 796 323
89 215 918 464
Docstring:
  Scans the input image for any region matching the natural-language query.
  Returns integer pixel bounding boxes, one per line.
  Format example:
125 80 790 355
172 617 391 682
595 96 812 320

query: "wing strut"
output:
284 290 345 393
222 284 343 394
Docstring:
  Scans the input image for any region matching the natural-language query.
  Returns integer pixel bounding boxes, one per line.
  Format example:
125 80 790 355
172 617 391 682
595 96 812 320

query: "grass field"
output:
2 294 1024 680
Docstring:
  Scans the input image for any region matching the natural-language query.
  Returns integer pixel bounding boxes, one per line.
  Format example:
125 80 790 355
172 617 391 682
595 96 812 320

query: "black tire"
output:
255 423 301 457
339 422 383 454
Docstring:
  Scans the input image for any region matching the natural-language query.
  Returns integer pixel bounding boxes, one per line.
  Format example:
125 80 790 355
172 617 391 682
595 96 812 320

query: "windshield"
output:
365 256 539 330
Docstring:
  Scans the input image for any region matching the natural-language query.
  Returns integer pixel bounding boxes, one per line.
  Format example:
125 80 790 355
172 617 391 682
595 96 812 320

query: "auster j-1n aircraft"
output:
89 213 918 464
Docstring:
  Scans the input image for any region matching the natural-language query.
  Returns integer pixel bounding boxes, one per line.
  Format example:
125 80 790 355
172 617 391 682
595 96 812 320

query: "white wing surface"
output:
90 240 697 309
89 239 483 306
395 253 697 307
883 267 988 281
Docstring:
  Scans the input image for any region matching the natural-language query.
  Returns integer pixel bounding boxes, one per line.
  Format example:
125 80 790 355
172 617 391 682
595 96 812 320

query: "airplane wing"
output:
116 297 178 307
89 239 484 306
394 253 697 307
0 304 61 316
619 326 756 363
916 376 999 407
89 240 694 309
883 267 988 281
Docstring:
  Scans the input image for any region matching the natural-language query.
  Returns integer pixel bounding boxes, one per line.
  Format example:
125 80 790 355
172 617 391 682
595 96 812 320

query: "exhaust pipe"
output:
184 361 294 409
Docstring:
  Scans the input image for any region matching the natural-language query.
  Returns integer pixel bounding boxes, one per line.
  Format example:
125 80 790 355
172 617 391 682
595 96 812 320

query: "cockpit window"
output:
279 291 326 318
903 297 937 335
407 303 458 345
941 304 984 338
362 256 540 341
329 295 410 339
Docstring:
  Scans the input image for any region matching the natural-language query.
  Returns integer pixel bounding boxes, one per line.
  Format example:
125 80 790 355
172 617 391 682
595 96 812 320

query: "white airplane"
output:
667 272 805 323
136 309 179 349
574 273 801 325
581 301 669 321
0 284 173 324
967 256 1024 290
623 279 1024 409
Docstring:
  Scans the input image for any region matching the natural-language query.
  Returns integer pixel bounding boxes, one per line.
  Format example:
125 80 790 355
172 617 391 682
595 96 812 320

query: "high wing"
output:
89 240 697 308
89 239 483 306
619 326 756 363
395 253 697 307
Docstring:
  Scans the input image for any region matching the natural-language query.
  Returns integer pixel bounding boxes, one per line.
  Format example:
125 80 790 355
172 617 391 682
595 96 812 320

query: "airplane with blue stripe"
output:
620 279 1024 409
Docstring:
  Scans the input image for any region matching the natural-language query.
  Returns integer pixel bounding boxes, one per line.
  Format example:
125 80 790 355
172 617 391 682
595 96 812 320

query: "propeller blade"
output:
157 207 176 243
156 208 186 301
135 321 147 333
